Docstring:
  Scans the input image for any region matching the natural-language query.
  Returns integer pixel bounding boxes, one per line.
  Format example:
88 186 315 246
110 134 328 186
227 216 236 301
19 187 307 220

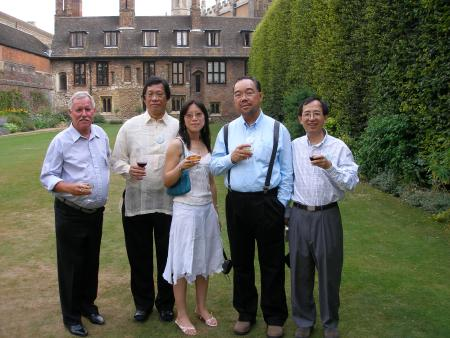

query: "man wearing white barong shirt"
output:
111 76 177 323
289 96 359 339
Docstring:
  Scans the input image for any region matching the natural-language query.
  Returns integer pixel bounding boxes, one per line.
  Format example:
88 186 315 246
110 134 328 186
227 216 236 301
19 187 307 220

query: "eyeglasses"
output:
185 112 204 120
301 111 323 119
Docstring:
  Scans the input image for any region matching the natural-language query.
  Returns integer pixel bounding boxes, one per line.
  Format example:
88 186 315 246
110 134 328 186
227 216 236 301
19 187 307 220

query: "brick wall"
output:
0 45 51 73
0 45 53 109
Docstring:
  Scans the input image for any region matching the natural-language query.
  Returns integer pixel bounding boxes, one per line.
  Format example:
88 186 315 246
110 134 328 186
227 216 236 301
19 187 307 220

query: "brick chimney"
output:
55 0 82 17
191 0 201 30
120 0 135 28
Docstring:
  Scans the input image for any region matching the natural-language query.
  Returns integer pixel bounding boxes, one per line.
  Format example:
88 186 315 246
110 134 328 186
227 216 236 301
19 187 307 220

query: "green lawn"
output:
0 124 448 338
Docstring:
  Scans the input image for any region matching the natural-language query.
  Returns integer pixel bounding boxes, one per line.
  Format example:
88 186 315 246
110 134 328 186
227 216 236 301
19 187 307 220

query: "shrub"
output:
93 114 106 123
369 171 401 196
4 122 19 133
30 111 69 129
357 114 420 185
400 186 450 214
432 209 450 224
0 90 27 110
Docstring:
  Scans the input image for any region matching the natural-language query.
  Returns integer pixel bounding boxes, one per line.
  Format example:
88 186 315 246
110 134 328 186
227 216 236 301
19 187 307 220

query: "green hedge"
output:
249 0 449 188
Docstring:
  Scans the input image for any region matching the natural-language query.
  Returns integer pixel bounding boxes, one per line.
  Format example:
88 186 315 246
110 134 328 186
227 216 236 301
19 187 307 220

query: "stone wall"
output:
52 57 247 119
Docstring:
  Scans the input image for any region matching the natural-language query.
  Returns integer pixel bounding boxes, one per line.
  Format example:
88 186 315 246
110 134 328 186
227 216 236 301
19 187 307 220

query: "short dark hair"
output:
298 96 329 116
142 76 171 100
178 100 211 153
234 76 262 92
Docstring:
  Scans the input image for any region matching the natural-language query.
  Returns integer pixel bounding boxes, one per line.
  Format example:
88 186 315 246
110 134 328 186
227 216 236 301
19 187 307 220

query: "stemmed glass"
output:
136 149 148 168
309 147 320 162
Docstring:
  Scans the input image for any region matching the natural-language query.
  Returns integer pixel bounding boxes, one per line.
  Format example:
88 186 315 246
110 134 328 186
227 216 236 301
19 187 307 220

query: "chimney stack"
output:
191 0 201 30
120 0 135 27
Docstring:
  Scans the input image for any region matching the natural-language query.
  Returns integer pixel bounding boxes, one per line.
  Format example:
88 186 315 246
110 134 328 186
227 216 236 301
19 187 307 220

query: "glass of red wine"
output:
136 149 147 168
309 147 320 162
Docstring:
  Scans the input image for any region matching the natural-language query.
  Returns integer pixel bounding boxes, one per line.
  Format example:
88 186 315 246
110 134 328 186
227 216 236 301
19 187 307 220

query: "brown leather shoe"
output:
295 327 312 338
324 328 339 338
233 321 252 335
267 325 284 338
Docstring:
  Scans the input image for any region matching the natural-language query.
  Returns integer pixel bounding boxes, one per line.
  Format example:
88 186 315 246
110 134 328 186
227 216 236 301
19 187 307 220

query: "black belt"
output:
56 196 101 214
293 201 338 212
228 187 278 196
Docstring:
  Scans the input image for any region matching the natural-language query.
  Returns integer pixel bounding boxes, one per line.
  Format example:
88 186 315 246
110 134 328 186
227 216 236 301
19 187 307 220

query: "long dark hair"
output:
178 100 211 152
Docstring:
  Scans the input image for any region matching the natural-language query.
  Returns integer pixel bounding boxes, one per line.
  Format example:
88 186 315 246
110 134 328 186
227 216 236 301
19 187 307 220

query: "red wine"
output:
137 162 147 168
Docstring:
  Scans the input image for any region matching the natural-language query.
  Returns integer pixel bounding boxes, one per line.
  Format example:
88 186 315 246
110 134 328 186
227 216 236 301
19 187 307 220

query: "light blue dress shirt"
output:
210 112 293 206
40 124 111 209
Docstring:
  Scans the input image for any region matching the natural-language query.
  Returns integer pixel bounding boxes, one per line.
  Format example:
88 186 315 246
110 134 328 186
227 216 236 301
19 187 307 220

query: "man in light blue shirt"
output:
210 76 293 338
40 91 110 337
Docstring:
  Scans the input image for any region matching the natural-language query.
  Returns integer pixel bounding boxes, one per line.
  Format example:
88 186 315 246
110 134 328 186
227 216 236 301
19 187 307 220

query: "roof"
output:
51 15 260 59
0 23 50 57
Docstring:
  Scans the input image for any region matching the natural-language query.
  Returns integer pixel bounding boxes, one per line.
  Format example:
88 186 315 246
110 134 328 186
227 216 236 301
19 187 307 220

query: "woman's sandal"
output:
195 311 218 327
175 319 197 336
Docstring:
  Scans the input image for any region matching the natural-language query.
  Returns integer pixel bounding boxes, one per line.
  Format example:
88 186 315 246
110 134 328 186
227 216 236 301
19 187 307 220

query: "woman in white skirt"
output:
163 100 224 336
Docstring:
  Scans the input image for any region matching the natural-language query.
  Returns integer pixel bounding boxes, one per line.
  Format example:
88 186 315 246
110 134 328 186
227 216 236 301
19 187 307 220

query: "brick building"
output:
0 21 53 105
202 0 273 18
52 0 264 119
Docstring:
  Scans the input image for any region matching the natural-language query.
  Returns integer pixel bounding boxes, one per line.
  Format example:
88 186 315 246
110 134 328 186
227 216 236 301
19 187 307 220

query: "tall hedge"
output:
249 0 449 188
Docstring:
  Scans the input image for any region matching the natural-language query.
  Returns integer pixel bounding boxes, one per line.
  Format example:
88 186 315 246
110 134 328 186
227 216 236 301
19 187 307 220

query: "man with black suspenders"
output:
210 76 293 338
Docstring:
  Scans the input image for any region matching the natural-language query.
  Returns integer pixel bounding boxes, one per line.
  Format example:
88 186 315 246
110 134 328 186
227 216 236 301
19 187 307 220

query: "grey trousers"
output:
288 204 343 329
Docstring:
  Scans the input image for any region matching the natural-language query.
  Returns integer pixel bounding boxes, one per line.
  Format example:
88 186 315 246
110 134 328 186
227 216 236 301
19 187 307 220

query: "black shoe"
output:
66 323 88 337
159 309 174 322
134 309 150 322
83 312 105 325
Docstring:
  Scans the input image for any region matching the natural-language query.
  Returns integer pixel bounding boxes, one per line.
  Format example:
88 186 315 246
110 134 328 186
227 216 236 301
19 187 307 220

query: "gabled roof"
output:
0 23 50 57
51 15 260 59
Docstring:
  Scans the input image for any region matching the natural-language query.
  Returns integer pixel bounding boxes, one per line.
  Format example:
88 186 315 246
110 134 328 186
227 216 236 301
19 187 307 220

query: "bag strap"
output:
264 120 280 193
176 136 186 159
223 124 231 190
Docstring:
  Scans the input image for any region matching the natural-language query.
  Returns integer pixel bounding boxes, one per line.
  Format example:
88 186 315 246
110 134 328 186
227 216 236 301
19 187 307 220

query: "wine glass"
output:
244 135 254 157
81 181 95 204
136 149 148 168
309 147 321 162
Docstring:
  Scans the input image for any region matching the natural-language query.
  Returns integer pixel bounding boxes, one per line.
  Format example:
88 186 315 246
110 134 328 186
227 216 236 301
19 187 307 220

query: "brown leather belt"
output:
293 201 338 212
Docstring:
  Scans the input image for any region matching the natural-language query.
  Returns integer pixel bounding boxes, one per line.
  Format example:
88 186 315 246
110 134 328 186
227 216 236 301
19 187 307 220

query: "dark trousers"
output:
288 205 343 329
226 189 288 326
122 203 174 312
54 199 103 326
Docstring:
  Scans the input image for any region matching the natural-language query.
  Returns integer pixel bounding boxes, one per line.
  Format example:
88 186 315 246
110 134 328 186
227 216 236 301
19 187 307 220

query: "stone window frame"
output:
206 30 221 47
171 95 186 112
175 30 189 47
210 102 221 114
73 62 86 86
142 30 158 47
172 61 184 85
69 31 86 48
104 31 119 47
124 66 132 83
143 61 155 84
96 62 109 86
58 72 67 92
207 61 226 84
241 30 253 48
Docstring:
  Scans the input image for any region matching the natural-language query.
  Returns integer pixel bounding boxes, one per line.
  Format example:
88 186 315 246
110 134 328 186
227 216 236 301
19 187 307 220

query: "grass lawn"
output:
0 123 448 338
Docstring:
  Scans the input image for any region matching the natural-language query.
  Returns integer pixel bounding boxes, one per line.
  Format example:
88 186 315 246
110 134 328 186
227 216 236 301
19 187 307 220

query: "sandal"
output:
175 319 197 336
195 311 218 327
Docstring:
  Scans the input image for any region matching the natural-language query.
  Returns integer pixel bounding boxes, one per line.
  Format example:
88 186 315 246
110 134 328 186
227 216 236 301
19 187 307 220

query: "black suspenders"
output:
223 120 280 193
